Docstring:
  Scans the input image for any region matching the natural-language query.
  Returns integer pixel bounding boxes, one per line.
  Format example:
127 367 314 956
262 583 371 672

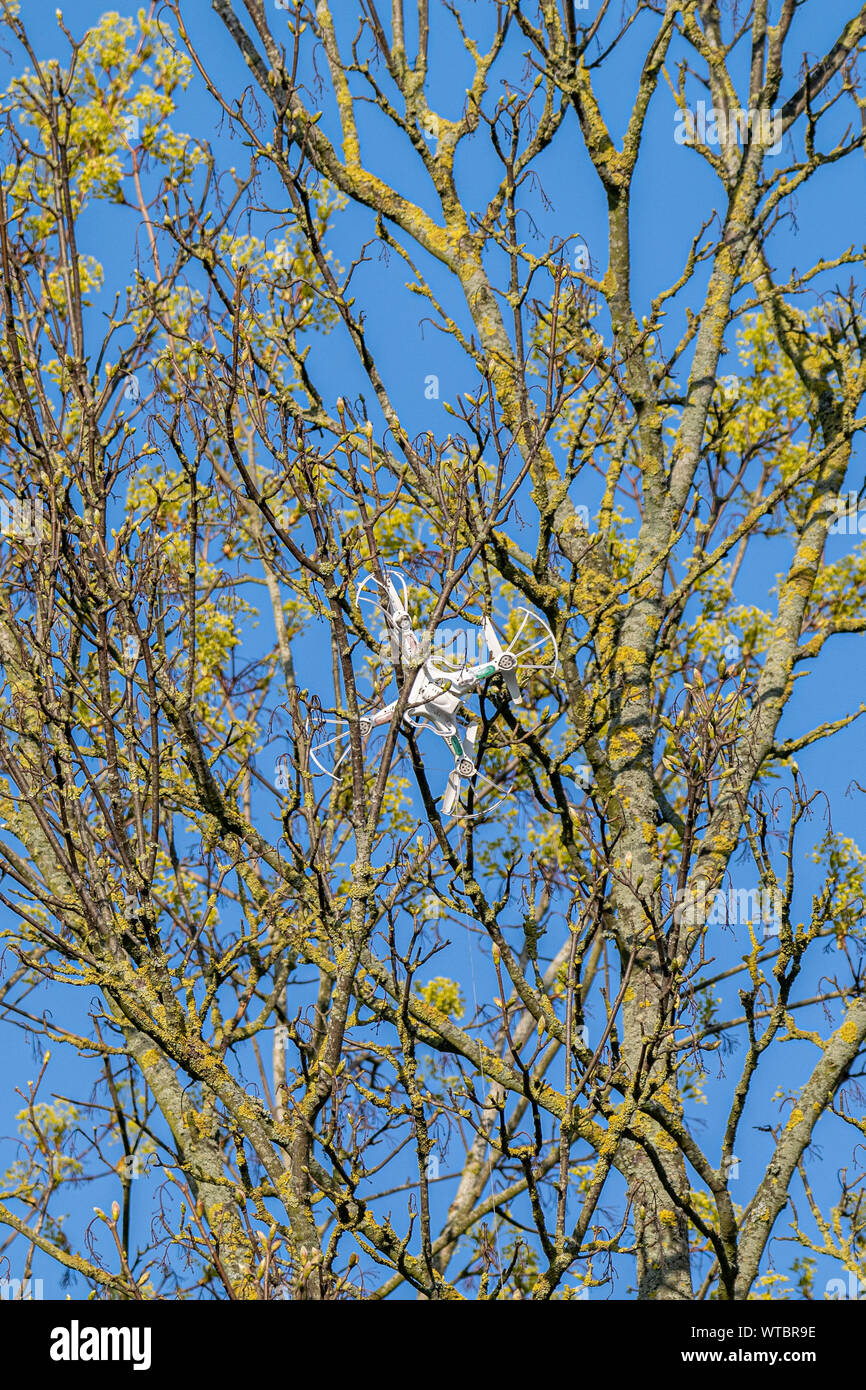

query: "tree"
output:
0 0 865 1301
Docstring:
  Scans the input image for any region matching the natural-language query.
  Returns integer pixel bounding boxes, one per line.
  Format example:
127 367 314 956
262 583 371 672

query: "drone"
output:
309 570 559 818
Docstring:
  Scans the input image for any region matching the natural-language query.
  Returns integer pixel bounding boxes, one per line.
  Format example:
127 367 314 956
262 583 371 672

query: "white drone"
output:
309 570 559 818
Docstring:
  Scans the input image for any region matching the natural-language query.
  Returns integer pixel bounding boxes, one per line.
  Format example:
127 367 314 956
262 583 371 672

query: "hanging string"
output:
463 859 507 1294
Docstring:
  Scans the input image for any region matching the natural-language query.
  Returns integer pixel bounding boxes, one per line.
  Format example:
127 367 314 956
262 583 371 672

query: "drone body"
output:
311 571 558 818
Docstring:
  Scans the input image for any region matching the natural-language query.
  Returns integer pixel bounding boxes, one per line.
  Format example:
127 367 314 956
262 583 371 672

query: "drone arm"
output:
367 699 399 728
385 575 409 621
470 660 521 707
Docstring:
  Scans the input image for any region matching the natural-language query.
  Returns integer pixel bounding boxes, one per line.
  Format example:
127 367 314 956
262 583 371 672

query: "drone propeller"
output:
483 618 522 704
